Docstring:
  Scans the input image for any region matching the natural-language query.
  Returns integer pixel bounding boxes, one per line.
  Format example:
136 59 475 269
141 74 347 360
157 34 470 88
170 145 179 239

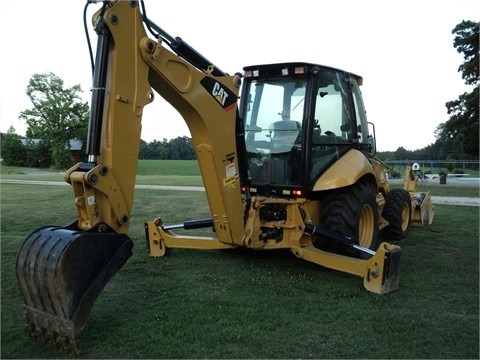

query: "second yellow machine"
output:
16 0 434 354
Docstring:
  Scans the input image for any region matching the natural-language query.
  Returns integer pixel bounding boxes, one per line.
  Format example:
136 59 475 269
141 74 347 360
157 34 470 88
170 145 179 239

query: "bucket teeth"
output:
23 306 79 353
57 335 71 353
16 225 133 355
26 322 79 355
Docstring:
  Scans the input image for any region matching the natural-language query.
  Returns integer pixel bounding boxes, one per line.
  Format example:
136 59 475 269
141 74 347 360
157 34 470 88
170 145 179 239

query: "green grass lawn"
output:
1 162 479 359
1 161 479 196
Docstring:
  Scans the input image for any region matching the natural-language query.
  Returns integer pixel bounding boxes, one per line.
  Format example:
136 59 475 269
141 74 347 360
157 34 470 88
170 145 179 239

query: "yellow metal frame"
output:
65 1 402 294
145 194 401 294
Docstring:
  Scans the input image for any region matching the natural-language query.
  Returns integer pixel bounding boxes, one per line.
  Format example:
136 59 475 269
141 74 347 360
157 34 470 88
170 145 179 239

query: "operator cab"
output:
239 62 373 198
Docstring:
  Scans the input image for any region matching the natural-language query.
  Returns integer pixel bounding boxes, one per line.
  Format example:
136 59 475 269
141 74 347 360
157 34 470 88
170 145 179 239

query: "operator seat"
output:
270 120 302 185
271 120 301 153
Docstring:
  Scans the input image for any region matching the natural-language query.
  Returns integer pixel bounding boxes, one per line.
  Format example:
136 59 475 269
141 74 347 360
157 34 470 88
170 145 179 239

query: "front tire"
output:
382 188 412 240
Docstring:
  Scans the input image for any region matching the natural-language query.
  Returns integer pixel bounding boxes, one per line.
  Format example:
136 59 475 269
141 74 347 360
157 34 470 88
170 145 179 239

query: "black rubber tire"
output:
382 188 412 240
315 182 379 259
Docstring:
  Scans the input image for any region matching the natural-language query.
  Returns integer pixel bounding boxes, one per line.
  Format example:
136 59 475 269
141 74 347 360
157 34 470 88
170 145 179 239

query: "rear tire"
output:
316 182 379 259
382 188 412 240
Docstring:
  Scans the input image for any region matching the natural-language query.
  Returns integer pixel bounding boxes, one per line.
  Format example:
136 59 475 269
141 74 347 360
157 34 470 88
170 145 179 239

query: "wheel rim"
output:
401 202 410 231
358 203 375 248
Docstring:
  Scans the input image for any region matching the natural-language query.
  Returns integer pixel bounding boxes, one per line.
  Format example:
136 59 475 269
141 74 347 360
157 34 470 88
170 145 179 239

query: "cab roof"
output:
243 62 363 85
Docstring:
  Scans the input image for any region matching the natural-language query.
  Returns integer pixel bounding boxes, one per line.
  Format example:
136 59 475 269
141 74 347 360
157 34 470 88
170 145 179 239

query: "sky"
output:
0 0 478 152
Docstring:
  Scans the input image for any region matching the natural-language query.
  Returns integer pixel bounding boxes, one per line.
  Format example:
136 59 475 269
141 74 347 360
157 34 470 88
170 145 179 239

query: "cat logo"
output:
212 82 228 106
201 76 237 111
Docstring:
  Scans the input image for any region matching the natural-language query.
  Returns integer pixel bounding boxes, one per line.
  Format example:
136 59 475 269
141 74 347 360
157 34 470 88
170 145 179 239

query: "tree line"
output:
139 137 196 160
1 21 478 169
0 130 196 168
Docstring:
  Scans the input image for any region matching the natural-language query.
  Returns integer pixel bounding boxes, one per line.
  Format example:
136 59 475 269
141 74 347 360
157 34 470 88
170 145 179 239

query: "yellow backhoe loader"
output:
16 0 435 354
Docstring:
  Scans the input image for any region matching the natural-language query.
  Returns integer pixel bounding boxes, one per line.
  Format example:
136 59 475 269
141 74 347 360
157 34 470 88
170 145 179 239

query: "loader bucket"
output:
411 191 435 226
16 225 133 355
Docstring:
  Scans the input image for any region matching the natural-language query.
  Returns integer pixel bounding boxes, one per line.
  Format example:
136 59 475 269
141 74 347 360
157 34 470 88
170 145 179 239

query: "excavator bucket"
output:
16 225 133 355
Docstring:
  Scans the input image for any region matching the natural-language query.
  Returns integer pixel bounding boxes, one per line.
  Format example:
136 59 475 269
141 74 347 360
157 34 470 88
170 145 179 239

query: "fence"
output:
386 160 479 178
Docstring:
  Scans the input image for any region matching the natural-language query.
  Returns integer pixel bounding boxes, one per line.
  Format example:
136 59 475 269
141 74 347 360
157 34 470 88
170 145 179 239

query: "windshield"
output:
243 77 306 186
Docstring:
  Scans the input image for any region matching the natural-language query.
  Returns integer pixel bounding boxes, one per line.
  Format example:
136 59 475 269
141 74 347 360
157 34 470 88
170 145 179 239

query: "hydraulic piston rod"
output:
304 222 376 256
